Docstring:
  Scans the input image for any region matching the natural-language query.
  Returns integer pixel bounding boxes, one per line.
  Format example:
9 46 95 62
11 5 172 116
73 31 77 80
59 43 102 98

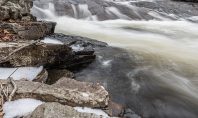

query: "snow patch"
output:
3 98 43 118
41 37 64 45
74 107 109 117
0 66 43 81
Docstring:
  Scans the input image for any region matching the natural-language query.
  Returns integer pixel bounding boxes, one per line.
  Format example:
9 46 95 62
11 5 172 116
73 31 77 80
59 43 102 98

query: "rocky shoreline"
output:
0 0 128 118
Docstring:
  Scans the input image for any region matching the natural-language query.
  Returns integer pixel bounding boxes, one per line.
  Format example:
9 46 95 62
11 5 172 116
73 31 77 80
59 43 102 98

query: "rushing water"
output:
32 0 198 118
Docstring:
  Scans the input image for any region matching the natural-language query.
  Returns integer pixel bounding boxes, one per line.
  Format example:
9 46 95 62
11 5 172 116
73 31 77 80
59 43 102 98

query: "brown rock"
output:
0 21 56 41
0 78 109 108
0 42 72 67
47 69 74 84
26 102 108 118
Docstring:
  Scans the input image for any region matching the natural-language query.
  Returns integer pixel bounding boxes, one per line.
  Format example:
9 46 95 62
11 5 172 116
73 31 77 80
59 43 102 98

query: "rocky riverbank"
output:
0 0 128 118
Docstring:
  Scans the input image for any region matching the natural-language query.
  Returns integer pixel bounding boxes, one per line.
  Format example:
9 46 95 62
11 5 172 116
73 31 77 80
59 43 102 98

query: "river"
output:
32 0 198 117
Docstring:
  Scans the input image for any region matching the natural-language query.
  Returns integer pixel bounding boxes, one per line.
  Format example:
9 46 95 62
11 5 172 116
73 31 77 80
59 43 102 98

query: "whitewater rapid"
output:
32 1 198 118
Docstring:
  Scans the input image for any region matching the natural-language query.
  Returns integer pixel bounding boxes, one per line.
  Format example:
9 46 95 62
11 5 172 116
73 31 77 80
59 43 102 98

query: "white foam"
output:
3 98 43 118
74 107 109 117
70 44 84 51
102 60 112 67
0 66 43 81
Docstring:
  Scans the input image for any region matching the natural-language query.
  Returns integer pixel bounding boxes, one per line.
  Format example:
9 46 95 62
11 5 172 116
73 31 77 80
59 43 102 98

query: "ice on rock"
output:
3 98 43 118
74 107 109 117
41 37 64 45
0 66 43 81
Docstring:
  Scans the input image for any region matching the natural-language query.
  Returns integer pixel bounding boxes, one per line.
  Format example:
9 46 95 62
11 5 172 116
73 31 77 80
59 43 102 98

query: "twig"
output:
8 78 17 102
0 40 39 64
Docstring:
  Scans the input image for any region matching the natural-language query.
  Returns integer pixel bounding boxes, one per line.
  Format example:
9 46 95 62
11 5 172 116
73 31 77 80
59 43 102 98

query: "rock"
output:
0 41 72 67
26 102 107 118
47 69 74 84
32 0 198 21
123 109 141 118
48 33 108 48
53 77 109 107
107 101 124 117
0 21 56 41
33 69 48 82
172 0 198 2
0 0 35 21
0 78 109 108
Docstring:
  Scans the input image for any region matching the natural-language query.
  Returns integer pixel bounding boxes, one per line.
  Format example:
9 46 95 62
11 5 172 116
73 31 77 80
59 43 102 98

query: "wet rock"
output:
47 69 74 84
107 101 124 117
123 109 141 118
26 102 107 118
0 78 109 108
172 0 198 2
33 0 198 21
48 33 108 48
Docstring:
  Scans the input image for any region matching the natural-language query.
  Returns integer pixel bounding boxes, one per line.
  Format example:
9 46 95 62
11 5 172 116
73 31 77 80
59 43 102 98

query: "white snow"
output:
0 66 43 81
74 107 109 117
41 37 64 45
3 98 43 118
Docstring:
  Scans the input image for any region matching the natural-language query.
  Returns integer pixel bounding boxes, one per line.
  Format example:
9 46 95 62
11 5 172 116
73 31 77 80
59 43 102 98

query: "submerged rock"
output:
26 102 108 118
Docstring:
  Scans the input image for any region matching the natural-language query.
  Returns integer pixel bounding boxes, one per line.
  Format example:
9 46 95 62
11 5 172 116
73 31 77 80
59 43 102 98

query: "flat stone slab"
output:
0 78 109 108
0 41 72 67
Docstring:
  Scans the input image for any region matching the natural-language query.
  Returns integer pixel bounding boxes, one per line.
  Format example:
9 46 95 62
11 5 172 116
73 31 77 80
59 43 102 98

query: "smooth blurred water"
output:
32 1 198 117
